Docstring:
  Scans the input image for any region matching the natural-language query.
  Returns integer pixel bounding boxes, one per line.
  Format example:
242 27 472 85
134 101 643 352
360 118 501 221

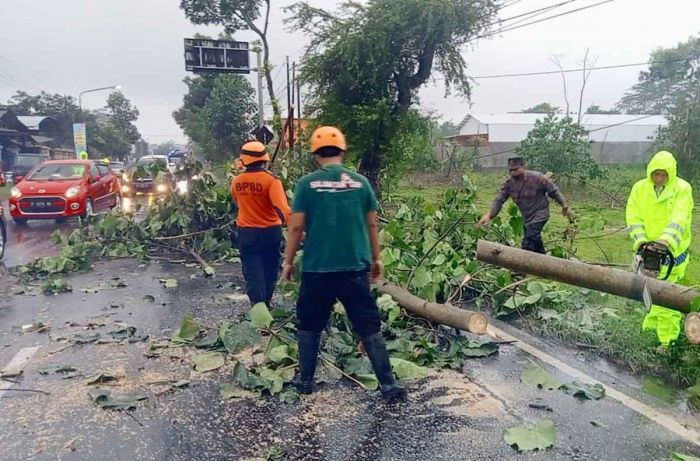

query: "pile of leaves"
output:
152 295 500 403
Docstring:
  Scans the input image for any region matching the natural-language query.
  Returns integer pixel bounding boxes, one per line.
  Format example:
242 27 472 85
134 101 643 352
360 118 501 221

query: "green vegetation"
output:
516 114 602 181
7 90 140 160
618 35 700 181
173 74 258 163
394 166 700 386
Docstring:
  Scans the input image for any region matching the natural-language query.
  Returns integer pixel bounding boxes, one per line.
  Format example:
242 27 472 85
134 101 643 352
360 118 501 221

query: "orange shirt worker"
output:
231 141 291 307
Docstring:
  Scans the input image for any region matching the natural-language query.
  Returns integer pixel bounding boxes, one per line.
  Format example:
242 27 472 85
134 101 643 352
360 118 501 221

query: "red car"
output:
8 160 121 224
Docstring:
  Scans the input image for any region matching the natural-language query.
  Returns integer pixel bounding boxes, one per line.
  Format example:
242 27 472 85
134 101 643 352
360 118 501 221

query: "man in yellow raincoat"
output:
626 150 694 345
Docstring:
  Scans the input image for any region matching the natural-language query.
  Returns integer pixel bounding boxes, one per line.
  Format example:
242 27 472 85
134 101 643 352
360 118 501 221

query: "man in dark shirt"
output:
478 157 572 254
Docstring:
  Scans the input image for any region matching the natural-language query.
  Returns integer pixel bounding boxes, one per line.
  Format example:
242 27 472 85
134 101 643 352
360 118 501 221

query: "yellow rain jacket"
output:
626 150 694 345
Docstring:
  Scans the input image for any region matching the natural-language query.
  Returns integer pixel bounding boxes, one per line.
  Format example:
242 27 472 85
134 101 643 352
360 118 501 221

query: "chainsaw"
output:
634 242 675 280
633 242 675 311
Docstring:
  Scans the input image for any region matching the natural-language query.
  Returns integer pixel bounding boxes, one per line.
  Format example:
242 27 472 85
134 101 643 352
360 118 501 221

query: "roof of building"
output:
457 113 668 143
16 116 57 131
462 113 667 127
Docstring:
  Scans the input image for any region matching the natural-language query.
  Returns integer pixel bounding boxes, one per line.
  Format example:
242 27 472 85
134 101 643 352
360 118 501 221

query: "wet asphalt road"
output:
0 256 698 461
0 207 698 460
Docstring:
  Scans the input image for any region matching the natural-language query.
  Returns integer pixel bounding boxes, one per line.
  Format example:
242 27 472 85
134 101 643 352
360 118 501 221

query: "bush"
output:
517 114 602 180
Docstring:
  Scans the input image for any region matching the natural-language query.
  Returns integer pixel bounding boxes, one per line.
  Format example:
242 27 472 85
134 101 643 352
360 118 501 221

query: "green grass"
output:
0 185 9 199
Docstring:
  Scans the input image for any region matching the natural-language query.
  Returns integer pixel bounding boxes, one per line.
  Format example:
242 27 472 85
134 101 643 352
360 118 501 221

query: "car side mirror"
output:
90 175 100 183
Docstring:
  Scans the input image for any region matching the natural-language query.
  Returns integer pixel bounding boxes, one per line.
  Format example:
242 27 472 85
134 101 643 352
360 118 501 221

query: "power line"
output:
469 59 689 80
476 0 615 41
491 0 579 28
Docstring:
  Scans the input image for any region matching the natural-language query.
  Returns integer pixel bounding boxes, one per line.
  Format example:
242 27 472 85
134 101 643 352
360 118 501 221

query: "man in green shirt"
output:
282 126 406 400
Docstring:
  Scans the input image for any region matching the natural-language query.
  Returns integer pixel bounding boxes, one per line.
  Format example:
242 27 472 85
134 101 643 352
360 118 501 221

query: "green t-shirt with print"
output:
292 164 378 273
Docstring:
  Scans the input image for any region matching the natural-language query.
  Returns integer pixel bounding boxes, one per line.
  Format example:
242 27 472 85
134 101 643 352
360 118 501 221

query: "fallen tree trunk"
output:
477 240 698 314
375 281 489 335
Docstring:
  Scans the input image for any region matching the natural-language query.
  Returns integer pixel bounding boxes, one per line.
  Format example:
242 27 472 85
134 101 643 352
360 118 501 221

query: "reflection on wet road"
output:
2 216 72 268
0 196 153 268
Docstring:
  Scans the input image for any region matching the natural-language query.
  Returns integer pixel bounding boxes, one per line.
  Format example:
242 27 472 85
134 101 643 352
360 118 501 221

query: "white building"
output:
450 113 668 167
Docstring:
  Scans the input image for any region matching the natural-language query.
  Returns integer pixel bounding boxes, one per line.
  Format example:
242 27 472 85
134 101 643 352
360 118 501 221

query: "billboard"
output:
73 123 87 158
184 38 250 74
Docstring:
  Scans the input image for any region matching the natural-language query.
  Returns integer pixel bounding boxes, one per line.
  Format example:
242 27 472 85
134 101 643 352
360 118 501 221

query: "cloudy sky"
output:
0 0 698 145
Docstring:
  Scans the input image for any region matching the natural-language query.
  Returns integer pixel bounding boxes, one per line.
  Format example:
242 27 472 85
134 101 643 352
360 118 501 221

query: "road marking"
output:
0 346 40 397
488 325 700 448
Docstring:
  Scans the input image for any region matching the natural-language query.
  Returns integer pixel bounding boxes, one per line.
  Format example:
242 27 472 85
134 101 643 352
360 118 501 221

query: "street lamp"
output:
78 84 121 111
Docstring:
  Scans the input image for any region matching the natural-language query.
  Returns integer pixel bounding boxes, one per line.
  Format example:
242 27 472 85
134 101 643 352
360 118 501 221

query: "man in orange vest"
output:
231 141 291 307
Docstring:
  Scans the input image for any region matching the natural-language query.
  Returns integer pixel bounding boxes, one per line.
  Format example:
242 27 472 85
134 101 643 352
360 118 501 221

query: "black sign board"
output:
184 38 250 74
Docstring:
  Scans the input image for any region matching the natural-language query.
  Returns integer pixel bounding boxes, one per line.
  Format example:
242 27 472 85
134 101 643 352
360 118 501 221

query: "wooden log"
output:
375 281 489 335
686 313 700 345
476 240 699 314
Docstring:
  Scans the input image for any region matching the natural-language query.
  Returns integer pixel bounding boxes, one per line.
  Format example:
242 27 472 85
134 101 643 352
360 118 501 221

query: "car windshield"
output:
27 164 86 181
16 156 42 167
136 158 167 169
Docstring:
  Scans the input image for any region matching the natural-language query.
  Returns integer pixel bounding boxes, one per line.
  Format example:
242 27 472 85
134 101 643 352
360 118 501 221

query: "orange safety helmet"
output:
239 141 270 166
310 126 347 154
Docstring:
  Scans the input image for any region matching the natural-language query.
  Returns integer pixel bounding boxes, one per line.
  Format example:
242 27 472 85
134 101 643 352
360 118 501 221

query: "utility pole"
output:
256 49 264 127
286 57 294 150
297 79 301 129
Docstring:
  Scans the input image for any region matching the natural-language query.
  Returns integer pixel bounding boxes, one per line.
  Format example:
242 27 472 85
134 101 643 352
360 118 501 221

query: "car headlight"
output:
10 186 21 198
65 186 81 198
121 185 130 193
156 183 168 193
122 174 130 183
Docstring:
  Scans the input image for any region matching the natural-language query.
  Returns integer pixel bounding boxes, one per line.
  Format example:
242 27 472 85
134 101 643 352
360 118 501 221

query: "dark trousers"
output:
237 226 283 306
297 271 381 339
522 220 547 254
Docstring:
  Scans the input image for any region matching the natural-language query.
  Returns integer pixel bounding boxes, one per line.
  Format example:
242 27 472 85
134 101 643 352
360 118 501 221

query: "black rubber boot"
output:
362 332 407 401
294 330 321 395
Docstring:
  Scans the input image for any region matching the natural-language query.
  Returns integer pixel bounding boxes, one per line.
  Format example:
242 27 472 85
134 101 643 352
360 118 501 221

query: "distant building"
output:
448 113 668 167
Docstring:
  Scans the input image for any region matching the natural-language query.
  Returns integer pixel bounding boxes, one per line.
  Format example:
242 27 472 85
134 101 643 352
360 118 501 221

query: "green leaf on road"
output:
72 332 101 344
504 419 557 452
86 373 118 385
159 278 178 289
355 373 379 391
220 382 255 400
192 351 225 373
673 453 700 461
390 357 427 380
203 266 216 277
278 388 299 404
250 303 273 329
38 364 76 375
142 294 156 303
232 361 266 390
521 363 561 390
266 345 295 366
462 341 499 358
171 315 200 344
561 381 605 400
219 321 260 354
109 325 136 340
88 389 148 411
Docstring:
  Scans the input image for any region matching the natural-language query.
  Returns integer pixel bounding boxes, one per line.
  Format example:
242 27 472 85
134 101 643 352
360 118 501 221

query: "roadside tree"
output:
287 0 499 194
174 74 257 163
